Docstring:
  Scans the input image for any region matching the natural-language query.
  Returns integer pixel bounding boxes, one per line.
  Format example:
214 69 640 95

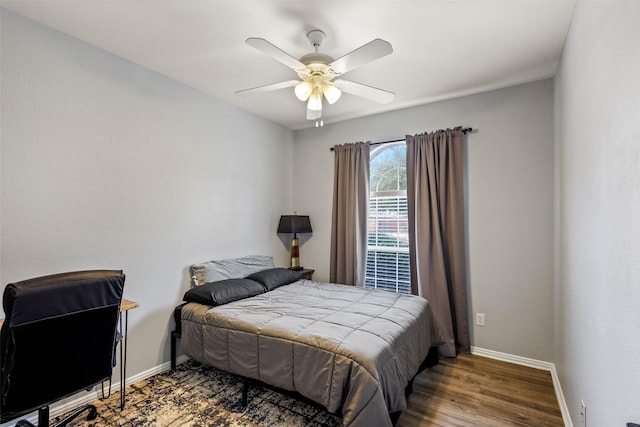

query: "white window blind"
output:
365 143 411 294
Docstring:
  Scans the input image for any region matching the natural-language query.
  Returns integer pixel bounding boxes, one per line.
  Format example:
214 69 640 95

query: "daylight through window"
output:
365 142 411 294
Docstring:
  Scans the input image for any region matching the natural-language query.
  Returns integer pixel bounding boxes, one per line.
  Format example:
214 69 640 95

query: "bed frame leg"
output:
405 378 414 397
389 411 401 426
242 379 249 407
170 331 180 370
425 346 439 368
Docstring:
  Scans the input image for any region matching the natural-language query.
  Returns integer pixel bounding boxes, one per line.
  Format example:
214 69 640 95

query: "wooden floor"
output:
397 353 564 427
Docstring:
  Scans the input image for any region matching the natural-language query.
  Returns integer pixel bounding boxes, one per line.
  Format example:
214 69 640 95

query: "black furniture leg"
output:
38 407 49 427
171 303 186 371
22 403 97 427
171 331 180 370
425 346 439 368
390 411 401 426
54 404 97 426
118 311 131 410
242 379 250 407
405 377 414 397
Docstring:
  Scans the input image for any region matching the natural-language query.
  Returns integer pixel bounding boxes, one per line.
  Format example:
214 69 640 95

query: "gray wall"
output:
0 8 293 402
554 2 640 425
293 79 555 361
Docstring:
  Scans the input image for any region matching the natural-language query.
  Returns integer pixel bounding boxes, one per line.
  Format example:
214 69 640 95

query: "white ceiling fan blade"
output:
307 108 322 120
246 38 305 70
235 80 299 97
329 39 393 75
334 80 395 104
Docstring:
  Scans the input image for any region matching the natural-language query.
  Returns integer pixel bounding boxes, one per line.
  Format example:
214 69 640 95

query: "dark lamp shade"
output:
277 215 312 235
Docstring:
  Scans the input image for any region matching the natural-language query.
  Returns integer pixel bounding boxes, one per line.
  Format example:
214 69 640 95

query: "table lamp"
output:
277 214 312 270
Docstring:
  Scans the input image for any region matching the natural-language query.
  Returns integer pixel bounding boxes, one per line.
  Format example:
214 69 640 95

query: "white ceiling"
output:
1 1 575 130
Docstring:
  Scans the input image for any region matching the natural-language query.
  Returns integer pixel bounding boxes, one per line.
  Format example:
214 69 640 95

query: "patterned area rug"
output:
57 360 342 426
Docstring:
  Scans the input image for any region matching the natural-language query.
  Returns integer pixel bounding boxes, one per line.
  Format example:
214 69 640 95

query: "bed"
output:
174 256 438 427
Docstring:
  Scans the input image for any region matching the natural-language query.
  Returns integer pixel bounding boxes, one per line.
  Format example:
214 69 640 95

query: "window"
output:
365 142 411 294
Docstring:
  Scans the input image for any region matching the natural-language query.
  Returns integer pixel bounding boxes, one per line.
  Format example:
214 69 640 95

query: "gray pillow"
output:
183 278 265 306
247 268 303 291
190 255 274 286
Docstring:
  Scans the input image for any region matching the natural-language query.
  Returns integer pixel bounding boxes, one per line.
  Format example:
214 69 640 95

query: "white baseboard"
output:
471 346 573 427
8 355 190 427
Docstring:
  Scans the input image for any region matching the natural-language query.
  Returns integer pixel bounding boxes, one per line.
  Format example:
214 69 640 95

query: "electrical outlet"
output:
476 313 485 326
580 400 587 426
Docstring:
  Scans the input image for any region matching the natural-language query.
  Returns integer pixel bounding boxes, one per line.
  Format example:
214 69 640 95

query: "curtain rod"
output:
329 127 474 151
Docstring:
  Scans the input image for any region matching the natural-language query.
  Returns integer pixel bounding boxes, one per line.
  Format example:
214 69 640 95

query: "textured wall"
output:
554 2 640 425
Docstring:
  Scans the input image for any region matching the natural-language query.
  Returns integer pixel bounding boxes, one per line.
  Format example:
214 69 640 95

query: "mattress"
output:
180 279 434 427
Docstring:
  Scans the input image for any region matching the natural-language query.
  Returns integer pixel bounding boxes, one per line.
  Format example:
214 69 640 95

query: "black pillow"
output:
183 278 265 306
247 268 303 291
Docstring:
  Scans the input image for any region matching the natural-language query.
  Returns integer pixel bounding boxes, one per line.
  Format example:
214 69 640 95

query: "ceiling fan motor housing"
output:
300 29 335 66
299 52 334 65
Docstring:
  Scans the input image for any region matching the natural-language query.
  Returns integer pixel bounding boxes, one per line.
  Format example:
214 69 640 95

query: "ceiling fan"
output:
235 29 394 125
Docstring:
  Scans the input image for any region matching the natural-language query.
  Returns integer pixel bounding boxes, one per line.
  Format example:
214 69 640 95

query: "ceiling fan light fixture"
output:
294 81 313 101
239 30 395 127
322 83 342 104
307 89 323 111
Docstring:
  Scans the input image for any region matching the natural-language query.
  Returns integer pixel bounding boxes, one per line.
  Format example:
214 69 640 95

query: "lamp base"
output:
290 237 300 270
289 266 304 271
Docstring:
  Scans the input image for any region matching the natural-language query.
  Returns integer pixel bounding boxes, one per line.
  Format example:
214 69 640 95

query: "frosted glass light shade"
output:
322 83 342 104
294 81 313 101
307 90 323 111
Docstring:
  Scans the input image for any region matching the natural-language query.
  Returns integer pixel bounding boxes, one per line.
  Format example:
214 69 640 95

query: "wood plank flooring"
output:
397 353 564 427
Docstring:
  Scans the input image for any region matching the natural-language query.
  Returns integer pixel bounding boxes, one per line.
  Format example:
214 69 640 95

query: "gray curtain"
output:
406 127 469 357
330 142 370 286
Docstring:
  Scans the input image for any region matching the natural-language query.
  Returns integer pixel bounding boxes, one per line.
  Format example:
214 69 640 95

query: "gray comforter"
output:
180 280 434 427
